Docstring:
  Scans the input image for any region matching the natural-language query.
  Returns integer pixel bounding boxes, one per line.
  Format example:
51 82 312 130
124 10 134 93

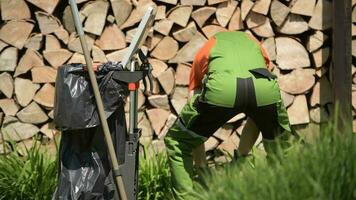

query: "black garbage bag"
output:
53 62 129 200
53 62 129 130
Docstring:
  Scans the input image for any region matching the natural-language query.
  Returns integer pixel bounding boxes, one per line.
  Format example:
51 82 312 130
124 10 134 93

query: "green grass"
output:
191 124 356 200
0 142 57 200
138 150 173 200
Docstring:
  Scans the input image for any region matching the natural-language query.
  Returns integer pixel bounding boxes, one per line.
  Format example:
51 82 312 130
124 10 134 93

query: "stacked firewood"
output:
0 0 346 161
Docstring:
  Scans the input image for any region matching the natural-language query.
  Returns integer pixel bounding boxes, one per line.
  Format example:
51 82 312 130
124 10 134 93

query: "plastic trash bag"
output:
52 62 128 200
53 62 129 131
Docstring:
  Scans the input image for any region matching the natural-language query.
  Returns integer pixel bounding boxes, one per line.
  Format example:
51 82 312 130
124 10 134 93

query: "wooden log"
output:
54 26 70 44
110 0 132 27
67 53 85 64
252 18 275 38
204 136 220 151
43 49 73 68
172 86 188 100
120 0 156 29
40 122 56 139
171 98 186 114
95 24 126 50
291 0 316 17
192 7 216 28
228 7 244 31
0 40 8 52
213 124 234 141
139 76 161 95
252 0 271 15
287 95 309 125
309 107 328 123
216 0 238 27
270 0 290 27
310 76 332 106
45 35 61 50
16 102 48 124
308 0 332 30
92 46 108 63
167 5 193 27
149 58 168 78
148 95 170 110
138 113 154 138
312 47 329 68
146 108 170 135
15 49 44 77
155 6 166 20
276 37 310 69
241 0 255 21
280 90 294 107
173 22 198 43
31 66 57 83
68 33 95 54
154 19 174 36
262 37 276 61
170 32 208 63
24 33 43 50
208 0 228 6
1 116 39 142
157 68 175 95
0 21 34 49
33 83 55 108
26 0 59 14
159 114 177 139
35 12 61 35
14 78 40 107
306 30 328 53
106 48 128 62
83 1 109 36
278 68 315 95
175 63 191 86
0 72 13 98
0 99 20 116
151 37 178 60
181 0 206 6
276 14 309 35
246 12 267 29
156 0 178 5
146 34 164 51
62 6 76 33
227 113 246 123
1 0 31 20
202 25 228 39
0 47 18 72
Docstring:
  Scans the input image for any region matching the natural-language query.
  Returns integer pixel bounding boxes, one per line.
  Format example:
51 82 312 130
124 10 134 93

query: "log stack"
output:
0 0 346 163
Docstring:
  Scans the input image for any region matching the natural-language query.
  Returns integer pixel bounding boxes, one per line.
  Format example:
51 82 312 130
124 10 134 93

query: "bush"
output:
0 142 58 200
191 124 356 200
138 150 173 200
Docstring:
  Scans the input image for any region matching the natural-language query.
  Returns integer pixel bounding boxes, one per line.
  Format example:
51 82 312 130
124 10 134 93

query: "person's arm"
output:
190 37 216 168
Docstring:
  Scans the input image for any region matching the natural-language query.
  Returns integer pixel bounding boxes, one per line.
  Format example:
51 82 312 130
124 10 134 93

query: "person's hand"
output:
92 62 101 71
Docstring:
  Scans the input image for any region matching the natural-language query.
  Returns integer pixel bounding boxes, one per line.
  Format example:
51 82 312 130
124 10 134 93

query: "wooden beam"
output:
332 0 352 131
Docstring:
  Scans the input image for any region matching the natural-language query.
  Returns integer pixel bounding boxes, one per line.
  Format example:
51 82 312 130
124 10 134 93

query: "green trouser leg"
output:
164 121 205 199
164 94 206 200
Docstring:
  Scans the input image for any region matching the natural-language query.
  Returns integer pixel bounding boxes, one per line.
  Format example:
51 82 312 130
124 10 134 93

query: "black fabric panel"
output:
245 103 281 140
234 77 257 110
249 68 277 80
188 98 240 138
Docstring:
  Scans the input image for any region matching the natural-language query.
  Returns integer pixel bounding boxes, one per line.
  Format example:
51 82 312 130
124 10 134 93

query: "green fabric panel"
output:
164 95 206 200
276 100 292 133
204 31 271 107
253 78 281 106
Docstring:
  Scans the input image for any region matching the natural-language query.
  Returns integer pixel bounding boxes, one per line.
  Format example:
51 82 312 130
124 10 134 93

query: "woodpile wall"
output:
0 0 349 162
